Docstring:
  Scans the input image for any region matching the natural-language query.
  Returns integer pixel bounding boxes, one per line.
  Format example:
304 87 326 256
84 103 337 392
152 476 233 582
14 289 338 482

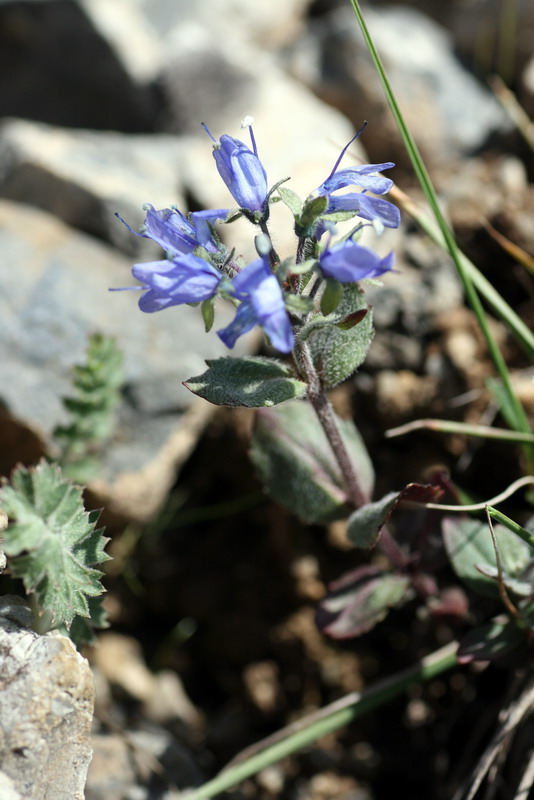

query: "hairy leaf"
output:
443 516 531 599
250 400 374 523
277 186 303 217
184 356 307 407
1 461 110 628
317 565 412 638
307 285 374 389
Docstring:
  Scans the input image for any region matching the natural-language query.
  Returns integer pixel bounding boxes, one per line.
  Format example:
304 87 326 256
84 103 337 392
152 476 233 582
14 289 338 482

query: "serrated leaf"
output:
443 516 531 599
0 461 110 628
457 618 525 663
347 483 444 549
57 595 110 647
184 357 307 407
316 566 412 638
250 400 374 523
277 186 303 217
307 285 374 389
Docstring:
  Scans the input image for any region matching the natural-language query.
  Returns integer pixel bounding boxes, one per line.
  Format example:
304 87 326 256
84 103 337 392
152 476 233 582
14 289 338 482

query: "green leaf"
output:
53 333 123 481
320 278 343 316
57 595 110 647
443 516 532 598
284 293 316 315
201 297 215 332
277 186 303 217
457 618 526 663
317 566 412 638
184 357 307 407
296 195 329 237
0 461 110 628
347 483 444 549
306 285 374 389
250 400 374 523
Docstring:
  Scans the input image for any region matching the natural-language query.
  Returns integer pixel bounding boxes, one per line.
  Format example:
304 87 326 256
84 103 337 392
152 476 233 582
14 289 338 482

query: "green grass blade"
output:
392 187 534 361
186 643 457 800
348 1 532 456
487 506 534 550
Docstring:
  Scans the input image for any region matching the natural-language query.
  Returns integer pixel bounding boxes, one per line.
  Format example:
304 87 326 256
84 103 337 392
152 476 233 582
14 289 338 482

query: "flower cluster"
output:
116 119 400 354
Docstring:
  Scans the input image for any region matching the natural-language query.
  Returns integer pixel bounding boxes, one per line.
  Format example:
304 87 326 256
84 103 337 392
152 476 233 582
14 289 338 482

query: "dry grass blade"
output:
452 676 534 800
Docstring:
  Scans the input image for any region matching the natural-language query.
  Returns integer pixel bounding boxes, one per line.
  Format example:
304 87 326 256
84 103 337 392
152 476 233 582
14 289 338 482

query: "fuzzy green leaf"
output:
296 195 329 237
306 285 374 389
277 186 303 217
443 516 531 599
0 461 110 628
250 400 374 523
184 357 307 407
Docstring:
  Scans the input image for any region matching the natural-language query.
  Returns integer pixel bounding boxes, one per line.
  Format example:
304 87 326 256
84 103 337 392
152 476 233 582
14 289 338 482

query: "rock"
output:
0 199 250 523
0 596 94 800
0 0 158 132
0 118 188 254
141 0 310 49
288 5 509 163
0 771 23 800
90 632 202 728
86 727 205 799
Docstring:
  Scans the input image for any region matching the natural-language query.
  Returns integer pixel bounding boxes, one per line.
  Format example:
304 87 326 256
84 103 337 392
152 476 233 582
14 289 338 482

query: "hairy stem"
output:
294 340 410 571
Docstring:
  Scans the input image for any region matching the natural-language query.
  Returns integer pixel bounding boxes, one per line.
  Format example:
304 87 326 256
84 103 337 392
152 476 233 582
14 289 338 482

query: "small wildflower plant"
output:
116 118 534 667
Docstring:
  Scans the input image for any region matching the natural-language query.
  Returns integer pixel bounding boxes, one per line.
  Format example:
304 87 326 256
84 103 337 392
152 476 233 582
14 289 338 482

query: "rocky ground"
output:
0 1 533 798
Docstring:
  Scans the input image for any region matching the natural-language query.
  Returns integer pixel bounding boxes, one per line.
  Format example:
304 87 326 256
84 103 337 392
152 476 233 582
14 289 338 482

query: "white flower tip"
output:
372 217 385 236
241 115 255 129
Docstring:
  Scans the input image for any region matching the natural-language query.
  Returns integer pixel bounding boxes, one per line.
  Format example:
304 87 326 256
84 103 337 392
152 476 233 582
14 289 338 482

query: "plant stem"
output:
185 641 458 800
294 340 410 571
295 339 368 508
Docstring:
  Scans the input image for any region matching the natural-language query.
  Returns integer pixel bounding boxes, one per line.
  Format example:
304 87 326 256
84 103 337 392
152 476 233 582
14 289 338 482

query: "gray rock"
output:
0 118 188 254
0 0 158 132
288 5 510 162
0 199 250 522
0 596 94 800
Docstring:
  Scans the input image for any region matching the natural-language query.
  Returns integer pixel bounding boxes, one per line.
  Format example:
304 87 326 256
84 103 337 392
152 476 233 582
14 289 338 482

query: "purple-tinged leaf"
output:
347 483 444 549
316 565 412 639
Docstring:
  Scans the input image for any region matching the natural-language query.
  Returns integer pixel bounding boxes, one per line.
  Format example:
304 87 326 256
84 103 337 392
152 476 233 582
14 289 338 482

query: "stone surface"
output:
0 596 94 800
0 118 188 254
0 0 159 132
0 199 250 522
288 4 509 164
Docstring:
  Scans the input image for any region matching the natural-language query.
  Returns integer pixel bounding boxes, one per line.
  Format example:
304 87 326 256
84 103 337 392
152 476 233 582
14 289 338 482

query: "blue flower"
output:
217 258 294 353
118 204 228 255
312 130 400 231
204 122 269 213
132 254 224 312
319 239 395 283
